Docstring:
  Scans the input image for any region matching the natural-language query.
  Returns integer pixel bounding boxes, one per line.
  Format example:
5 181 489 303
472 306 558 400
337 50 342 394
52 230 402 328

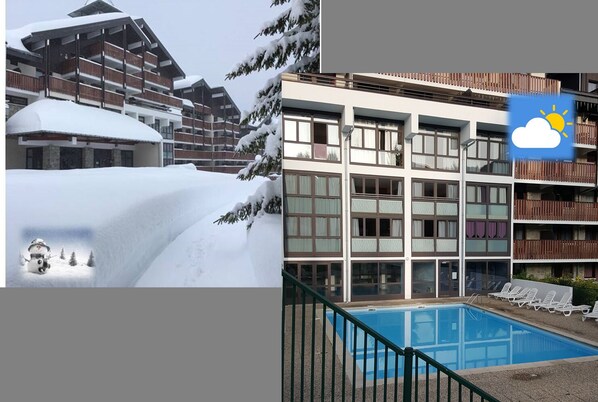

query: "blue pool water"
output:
327 304 598 380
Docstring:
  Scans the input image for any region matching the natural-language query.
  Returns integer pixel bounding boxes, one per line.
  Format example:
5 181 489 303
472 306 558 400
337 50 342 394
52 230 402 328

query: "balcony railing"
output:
48 76 76 96
213 121 240 132
135 71 172 90
514 240 598 260
6 70 41 93
126 74 143 91
87 42 143 69
174 150 213 159
144 51 158 66
515 160 597 184
575 123 598 146
514 199 598 221
195 103 212 115
137 89 183 108
104 90 124 107
181 116 210 130
79 83 102 103
105 66 124 85
284 73 510 110
382 73 560 95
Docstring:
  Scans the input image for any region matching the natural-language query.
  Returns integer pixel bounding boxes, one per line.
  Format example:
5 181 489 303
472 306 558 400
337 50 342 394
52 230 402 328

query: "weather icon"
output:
509 95 575 161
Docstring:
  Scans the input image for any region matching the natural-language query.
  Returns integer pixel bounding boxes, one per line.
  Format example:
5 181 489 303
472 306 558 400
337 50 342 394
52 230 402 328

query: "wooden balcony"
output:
514 240 598 260
144 51 158 66
181 116 210 130
515 160 597 184
514 199 598 222
126 74 143 91
135 70 172 90
381 73 560 95
104 66 124 85
87 42 143 69
6 70 41 93
48 76 76 96
575 123 597 146
137 89 182 108
79 83 102 103
195 103 212 115
174 149 213 159
104 90 124 107
213 121 240 132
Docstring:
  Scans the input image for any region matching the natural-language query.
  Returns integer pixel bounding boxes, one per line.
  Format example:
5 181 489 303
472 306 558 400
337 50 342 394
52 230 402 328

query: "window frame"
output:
351 261 405 300
282 113 342 163
411 125 460 171
466 132 511 176
350 118 404 167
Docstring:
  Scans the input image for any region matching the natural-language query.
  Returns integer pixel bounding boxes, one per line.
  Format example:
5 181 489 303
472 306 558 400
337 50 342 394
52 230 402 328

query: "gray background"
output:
321 0 598 72
0 289 281 401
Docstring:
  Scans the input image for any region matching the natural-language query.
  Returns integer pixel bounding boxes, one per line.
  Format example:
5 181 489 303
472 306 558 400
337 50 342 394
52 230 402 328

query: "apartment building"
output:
5 0 252 173
281 72 598 303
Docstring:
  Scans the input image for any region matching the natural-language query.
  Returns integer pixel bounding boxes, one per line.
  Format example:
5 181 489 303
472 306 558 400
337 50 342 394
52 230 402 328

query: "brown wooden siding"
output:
514 240 598 260
515 160 597 184
514 199 598 221
6 70 41 92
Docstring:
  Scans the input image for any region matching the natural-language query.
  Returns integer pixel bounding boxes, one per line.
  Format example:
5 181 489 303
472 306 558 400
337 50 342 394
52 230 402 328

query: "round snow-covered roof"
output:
6 99 163 143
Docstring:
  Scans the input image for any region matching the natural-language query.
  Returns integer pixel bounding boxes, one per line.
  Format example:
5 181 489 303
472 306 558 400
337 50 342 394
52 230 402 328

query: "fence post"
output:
403 347 414 402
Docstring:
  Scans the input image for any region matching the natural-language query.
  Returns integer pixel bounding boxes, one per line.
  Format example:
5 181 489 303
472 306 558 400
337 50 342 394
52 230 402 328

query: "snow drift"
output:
6 167 281 287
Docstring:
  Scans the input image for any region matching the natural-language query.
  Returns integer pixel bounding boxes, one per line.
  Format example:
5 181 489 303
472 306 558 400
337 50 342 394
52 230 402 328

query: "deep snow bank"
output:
6 167 274 287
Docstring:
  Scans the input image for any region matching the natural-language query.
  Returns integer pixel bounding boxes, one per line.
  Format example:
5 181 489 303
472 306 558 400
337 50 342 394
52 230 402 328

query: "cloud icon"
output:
512 117 561 149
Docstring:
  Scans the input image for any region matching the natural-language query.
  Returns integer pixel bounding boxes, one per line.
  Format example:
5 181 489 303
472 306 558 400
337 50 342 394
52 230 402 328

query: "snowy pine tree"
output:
87 251 95 267
60 248 65 260
69 252 77 266
215 0 320 227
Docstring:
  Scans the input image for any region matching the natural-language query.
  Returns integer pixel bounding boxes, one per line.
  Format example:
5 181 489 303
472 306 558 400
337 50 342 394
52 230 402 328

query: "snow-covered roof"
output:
174 75 204 90
182 98 194 108
6 13 134 56
6 99 163 143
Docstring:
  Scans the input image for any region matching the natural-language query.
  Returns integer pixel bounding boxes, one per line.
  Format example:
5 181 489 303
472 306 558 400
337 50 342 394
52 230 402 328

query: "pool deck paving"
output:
284 296 598 401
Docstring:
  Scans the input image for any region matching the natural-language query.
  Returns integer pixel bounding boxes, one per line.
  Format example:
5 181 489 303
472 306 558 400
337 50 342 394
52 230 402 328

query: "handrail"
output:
282 270 500 402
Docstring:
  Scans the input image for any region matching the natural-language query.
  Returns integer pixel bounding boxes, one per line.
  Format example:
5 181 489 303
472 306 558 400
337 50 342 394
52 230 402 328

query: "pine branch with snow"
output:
218 0 319 227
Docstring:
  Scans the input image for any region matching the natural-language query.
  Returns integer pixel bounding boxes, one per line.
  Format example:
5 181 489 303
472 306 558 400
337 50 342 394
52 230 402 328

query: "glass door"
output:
439 260 459 297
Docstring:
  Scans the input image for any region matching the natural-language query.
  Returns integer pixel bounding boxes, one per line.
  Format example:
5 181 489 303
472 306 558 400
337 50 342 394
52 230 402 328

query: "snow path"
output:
135 204 282 287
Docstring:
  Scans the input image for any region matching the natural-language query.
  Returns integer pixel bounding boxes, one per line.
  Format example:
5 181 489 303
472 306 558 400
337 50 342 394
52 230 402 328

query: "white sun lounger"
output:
545 292 573 313
527 290 556 310
488 282 511 299
505 287 531 303
582 301 598 322
496 285 522 301
512 288 539 307
553 302 592 317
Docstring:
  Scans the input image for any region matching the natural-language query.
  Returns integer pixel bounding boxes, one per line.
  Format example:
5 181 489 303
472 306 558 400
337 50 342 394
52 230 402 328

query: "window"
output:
60 147 83 169
351 175 404 255
352 262 404 300
466 132 511 175
26 148 43 169
412 126 459 171
283 114 340 161
466 183 510 255
350 119 404 166
284 173 341 255
465 261 509 295
413 181 458 199
163 143 174 166
412 261 436 298
161 122 174 140
285 262 343 301
122 150 134 167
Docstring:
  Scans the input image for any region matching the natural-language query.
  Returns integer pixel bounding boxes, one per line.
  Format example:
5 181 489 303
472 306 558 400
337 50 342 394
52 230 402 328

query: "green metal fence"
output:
282 270 500 402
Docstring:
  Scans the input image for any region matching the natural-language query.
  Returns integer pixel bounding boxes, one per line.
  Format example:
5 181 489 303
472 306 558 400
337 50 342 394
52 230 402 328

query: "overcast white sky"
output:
6 0 284 118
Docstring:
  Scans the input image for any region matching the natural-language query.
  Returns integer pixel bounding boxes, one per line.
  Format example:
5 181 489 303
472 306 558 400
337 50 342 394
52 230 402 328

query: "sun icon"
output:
540 104 573 138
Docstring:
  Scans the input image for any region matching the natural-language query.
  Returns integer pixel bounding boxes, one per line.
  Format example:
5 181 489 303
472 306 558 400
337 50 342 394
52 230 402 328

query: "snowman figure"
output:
26 238 51 274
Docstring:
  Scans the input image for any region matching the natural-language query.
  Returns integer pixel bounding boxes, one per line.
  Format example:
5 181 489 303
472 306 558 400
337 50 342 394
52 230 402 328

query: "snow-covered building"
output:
281 72 598 303
173 75 257 174
5 0 251 173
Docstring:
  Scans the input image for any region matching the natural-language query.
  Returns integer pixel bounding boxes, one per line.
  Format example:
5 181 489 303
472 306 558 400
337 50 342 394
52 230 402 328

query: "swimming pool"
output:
327 304 598 380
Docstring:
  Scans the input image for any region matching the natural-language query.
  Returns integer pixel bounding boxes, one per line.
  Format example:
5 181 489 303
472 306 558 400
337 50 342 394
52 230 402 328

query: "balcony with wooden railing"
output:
515 160 597 184
213 121 240 132
137 89 182 108
104 66 124 85
514 199 598 222
104 90 124 107
135 70 171 90
194 103 212 115
575 123 597 146
87 42 143 70
126 74 143 91
181 116 211 130
514 240 598 260
79 83 102 103
144 51 158 66
6 70 41 93
381 73 560 95
174 149 213 159
48 76 76 97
